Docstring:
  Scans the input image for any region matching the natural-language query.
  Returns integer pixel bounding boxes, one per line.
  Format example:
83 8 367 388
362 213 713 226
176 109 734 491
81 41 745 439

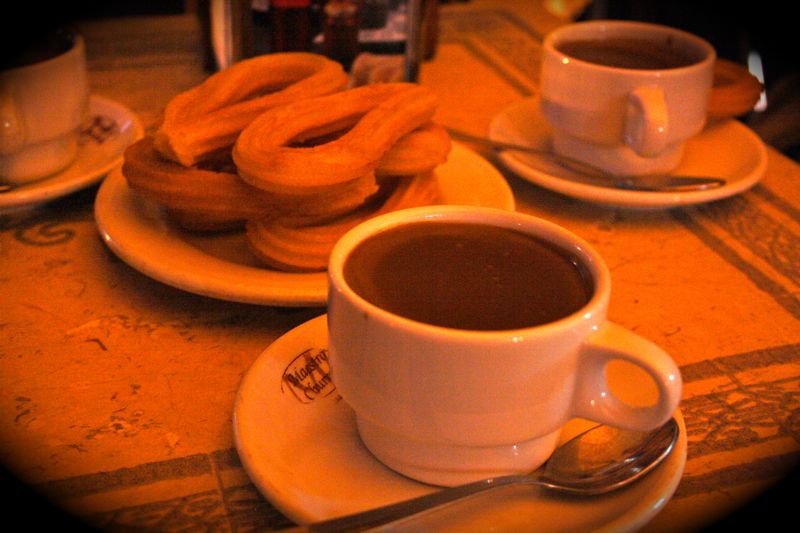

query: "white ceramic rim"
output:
543 19 716 75
2 32 85 75
328 205 611 340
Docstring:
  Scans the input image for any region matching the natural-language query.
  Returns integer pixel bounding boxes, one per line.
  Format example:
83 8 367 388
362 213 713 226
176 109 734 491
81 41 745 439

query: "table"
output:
2 1 797 530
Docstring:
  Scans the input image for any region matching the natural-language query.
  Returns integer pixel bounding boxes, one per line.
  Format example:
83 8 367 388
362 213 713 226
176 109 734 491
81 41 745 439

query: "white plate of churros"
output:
95 55 514 306
95 142 514 307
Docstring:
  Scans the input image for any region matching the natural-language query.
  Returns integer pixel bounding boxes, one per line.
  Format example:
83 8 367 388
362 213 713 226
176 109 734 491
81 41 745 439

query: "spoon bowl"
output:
536 418 679 494
290 418 680 532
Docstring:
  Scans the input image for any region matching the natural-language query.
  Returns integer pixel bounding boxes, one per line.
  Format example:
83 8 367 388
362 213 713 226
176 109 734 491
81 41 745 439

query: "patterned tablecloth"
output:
1 1 797 531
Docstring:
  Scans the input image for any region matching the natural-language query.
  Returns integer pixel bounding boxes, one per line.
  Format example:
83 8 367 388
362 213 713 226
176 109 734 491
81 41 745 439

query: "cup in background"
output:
0 29 90 185
327 205 682 487
539 20 715 176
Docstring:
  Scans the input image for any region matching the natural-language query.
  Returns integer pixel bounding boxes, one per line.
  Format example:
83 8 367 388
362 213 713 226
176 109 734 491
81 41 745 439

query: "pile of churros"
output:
122 52 451 272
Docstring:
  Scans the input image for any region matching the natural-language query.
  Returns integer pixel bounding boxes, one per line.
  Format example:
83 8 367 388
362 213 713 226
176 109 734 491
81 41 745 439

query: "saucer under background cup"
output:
490 96 767 210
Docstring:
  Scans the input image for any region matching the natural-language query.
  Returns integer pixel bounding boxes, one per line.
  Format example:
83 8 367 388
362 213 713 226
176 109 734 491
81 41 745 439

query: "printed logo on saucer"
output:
81 114 118 145
281 348 336 403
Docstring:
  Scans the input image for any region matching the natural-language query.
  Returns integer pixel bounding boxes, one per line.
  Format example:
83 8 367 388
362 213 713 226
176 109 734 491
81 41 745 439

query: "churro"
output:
154 52 348 166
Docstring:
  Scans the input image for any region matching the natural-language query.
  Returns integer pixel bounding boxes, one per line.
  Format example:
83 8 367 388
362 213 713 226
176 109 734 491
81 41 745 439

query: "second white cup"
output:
539 20 716 176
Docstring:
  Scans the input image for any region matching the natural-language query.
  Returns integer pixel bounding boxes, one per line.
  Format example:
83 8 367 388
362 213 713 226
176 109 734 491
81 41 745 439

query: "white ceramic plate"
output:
233 315 687 531
490 96 768 209
95 143 515 307
0 95 143 213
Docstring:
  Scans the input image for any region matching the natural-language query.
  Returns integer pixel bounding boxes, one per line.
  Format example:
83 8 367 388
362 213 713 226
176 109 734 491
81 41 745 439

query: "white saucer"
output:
490 96 768 209
95 143 515 307
0 95 144 213
233 315 687 531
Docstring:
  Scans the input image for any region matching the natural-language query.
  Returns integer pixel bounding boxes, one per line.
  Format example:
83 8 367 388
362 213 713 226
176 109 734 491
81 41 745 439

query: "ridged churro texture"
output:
246 172 441 272
154 53 348 166
233 83 441 195
124 137 380 226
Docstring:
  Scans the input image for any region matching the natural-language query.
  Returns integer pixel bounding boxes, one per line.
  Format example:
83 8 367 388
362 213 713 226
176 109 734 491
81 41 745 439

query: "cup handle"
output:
571 322 682 431
624 85 669 157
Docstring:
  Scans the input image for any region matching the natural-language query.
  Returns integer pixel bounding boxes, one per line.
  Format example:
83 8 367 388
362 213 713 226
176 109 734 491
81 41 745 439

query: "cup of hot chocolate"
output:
539 20 716 176
327 205 682 487
1 28 90 184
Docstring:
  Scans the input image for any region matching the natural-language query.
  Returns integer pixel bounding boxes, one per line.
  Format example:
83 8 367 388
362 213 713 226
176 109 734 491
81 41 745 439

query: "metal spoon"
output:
288 418 680 532
448 129 726 192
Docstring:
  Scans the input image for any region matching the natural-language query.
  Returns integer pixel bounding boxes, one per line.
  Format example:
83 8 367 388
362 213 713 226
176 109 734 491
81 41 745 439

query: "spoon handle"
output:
285 419 678 532
287 474 531 532
447 128 726 191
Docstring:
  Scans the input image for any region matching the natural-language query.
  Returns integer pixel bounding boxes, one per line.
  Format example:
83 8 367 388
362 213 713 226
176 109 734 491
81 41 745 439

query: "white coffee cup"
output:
1 30 90 184
540 20 715 176
327 205 682 487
